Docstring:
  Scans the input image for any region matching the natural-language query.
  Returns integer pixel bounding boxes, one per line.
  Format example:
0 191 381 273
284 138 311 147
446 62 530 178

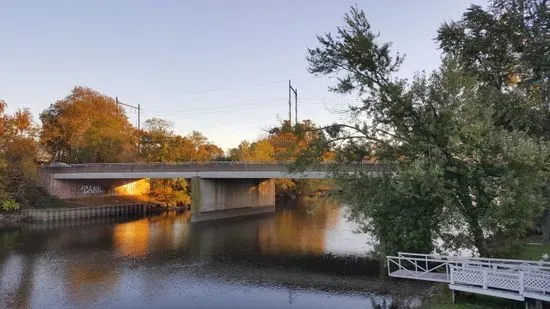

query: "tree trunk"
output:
470 216 489 257
542 210 550 242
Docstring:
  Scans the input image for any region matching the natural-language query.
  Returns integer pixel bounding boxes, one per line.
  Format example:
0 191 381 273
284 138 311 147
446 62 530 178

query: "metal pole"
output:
288 80 292 125
294 88 298 125
137 104 141 131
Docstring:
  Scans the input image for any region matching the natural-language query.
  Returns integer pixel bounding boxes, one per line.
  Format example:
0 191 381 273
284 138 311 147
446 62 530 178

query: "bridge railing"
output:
41 161 388 173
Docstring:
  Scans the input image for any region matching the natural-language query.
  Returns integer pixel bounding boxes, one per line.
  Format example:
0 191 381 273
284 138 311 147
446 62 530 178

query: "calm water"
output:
0 199 425 309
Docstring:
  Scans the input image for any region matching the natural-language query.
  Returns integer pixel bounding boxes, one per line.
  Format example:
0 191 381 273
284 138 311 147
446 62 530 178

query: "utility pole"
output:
289 80 298 125
288 80 292 124
115 97 141 131
115 97 142 153
137 104 141 132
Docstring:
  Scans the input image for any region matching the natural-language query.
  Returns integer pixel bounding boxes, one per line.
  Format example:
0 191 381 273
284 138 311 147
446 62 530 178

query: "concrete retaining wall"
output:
23 204 149 222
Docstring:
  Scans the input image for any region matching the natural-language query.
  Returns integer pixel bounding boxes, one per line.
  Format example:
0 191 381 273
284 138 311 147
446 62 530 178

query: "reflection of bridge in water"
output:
40 162 385 222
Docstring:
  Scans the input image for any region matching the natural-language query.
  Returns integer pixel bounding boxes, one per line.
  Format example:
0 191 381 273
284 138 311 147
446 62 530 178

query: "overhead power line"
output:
144 103 282 117
145 98 286 114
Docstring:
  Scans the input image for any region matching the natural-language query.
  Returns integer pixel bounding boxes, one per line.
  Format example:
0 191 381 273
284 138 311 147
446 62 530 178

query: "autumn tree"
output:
0 100 63 210
229 140 275 162
267 120 331 162
140 119 223 162
40 86 138 163
187 131 224 161
139 117 224 206
229 120 334 198
305 6 549 256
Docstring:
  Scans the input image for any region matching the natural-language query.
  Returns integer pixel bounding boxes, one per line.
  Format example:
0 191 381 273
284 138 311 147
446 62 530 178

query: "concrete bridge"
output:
40 162 382 222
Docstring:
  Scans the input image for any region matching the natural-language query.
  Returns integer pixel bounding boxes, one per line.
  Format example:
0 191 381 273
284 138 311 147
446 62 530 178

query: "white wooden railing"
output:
387 252 550 302
451 266 524 293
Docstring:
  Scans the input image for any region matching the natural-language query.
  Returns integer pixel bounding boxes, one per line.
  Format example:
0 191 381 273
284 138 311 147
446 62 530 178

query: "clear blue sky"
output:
0 0 486 150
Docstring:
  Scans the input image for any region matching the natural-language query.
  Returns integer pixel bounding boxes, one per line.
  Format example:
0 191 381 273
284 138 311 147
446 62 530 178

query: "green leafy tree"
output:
140 118 177 162
306 6 549 256
437 0 550 136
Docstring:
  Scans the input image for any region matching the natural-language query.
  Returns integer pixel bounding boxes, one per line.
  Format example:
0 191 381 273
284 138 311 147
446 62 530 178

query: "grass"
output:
423 285 522 309
515 241 550 261
422 238 550 308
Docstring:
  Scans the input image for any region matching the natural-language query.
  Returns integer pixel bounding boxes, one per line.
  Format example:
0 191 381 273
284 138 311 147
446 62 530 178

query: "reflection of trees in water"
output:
259 198 341 255
0 230 32 309
65 261 119 304
112 211 192 258
113 218 150 257
147 211 191 252
0 253 35 309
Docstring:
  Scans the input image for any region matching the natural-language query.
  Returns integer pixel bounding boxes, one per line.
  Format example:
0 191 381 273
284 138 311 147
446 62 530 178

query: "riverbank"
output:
0 195 192 228
421 284 538 309
419 241 550 308
0 212 29 228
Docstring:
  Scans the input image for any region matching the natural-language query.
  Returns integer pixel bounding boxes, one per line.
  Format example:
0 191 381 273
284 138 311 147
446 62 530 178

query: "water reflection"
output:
259 200 341 255
113 219 150 258
0 198 425 309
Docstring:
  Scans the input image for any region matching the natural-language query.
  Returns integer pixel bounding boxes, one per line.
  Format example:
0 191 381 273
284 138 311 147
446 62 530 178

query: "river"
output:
0 198 428 309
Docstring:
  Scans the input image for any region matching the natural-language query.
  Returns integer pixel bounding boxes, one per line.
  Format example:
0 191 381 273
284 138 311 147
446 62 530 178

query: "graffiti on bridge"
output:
75 185 105 196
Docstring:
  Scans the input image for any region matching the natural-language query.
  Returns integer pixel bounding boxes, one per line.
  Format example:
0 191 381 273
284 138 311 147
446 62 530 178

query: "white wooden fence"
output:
387 252 550 302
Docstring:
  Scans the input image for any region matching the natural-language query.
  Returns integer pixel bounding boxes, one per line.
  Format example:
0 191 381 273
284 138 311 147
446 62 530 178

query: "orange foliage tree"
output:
229 120 334 198
0 100 63 210
139 117 224 206
40 86 138 163
140 118 223 162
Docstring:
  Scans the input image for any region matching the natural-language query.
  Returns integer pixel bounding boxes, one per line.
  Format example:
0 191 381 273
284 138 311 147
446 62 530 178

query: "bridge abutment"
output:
191 177 275 222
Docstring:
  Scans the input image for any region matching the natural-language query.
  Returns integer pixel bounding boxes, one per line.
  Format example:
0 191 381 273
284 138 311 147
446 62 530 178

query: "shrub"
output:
1 199 20 212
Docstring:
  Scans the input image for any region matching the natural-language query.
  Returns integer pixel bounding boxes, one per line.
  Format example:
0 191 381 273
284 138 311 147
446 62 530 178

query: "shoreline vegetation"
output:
0 186 335 228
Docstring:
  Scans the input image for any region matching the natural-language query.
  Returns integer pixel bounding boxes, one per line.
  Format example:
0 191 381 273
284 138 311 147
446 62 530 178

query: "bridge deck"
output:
42 162 386 179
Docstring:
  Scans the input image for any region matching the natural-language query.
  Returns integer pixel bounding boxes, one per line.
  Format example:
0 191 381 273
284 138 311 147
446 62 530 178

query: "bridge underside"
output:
49 178 151 199
190 177 275 222
44 177 277 222
39 162 346 222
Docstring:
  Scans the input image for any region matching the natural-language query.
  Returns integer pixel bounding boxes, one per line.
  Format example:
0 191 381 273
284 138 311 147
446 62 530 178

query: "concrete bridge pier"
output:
190 177 275 222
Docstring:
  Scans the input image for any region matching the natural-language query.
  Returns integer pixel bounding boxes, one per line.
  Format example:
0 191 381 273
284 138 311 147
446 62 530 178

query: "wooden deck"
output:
389 269 449 283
